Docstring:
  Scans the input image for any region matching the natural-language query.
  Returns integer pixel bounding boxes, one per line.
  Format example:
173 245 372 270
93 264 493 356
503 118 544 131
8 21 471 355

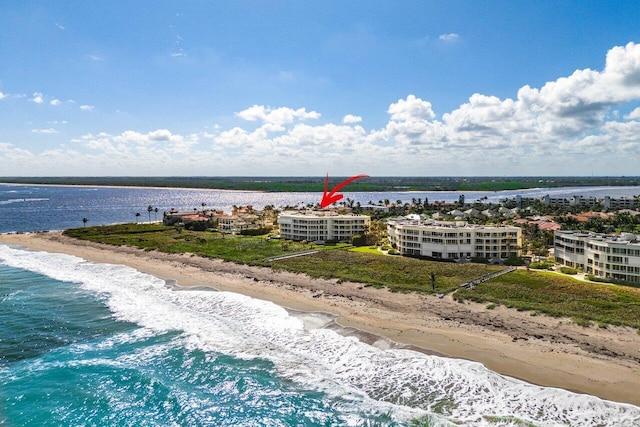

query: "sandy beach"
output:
2 231 640 407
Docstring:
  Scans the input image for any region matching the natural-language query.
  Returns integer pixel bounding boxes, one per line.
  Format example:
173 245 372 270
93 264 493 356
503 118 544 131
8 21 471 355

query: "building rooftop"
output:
279 210 368 218
388 217 519 230
556 229 640 245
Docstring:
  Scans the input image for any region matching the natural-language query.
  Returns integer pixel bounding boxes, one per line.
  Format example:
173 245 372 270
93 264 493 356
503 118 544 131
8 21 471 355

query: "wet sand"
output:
2 231 640 406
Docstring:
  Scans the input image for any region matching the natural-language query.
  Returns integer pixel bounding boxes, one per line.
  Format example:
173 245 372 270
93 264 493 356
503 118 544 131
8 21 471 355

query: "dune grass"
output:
64 223 312 264
348 246 383 255
271 250 503 293
454 270 640 329
64 223 503 294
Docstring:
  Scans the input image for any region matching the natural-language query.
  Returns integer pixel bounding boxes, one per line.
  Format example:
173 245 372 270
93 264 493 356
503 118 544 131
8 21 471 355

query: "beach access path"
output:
1 231 640 407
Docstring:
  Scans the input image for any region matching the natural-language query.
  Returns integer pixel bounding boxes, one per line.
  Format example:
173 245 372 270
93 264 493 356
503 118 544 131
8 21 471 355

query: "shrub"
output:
585 274 639 287
559 266 578 275
504 257 525 266
529 261 554 270
351 234 367 247
240 226 272 236
387 248 399 255
184 220 210 231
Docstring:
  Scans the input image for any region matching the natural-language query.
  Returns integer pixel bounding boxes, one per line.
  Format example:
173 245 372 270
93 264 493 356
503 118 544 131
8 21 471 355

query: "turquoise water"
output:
2 246 640 426
0 264 401 426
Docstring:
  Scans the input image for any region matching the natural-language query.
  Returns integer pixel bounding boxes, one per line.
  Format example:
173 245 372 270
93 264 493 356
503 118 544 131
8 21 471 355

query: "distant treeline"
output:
2 176 640 192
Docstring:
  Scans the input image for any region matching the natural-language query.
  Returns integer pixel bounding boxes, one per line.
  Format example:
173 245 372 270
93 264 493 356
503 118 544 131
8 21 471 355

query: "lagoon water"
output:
2 183 640 426
2 183 640 234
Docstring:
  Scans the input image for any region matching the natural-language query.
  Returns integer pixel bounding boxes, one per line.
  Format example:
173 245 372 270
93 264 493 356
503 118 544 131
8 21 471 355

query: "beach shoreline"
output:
1 231 640 407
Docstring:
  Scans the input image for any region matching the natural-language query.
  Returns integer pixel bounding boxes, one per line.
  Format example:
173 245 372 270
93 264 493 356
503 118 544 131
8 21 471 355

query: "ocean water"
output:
2 245 640 426
2 183 640 425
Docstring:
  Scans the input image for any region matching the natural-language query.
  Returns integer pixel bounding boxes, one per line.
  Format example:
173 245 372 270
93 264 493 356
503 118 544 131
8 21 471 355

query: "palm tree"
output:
82 217 88 227
147 205 153 222
429 271 437 291
154 207 159 220
135 212 141 223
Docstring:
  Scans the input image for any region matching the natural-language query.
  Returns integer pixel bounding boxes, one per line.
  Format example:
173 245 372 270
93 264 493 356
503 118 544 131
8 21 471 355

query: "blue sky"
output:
2 1 640 176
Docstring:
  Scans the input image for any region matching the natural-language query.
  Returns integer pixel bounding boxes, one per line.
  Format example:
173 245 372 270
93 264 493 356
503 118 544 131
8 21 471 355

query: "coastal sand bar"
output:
1 231 639 406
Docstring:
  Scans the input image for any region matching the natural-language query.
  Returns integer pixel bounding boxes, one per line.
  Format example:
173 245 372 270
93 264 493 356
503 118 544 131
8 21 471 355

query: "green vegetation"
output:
4 175 640 192
64 223 503 294
584 274 640 288
528 260 555 270
64 224 313 264
454 270 640 329
271 250 502 293
504 257 526 266
559 266 578 275
348 246 383 255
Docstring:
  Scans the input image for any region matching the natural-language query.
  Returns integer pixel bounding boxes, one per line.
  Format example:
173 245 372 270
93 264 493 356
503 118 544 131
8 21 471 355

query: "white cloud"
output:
624 107 640 120
7 42 640 176
80 104 94 111
438 33 459 42
0 143 35 164
31 128 59 134
236 105 321 126
77 129 199 155
0 91 6 100
50 99 61 106
149 129 173 141
55 22 65 30
388 95 435 121
342 114 362 124
31 92 44 104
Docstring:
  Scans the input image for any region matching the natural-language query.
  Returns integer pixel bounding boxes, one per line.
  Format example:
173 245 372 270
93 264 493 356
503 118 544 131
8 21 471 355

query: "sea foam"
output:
1 244 639 426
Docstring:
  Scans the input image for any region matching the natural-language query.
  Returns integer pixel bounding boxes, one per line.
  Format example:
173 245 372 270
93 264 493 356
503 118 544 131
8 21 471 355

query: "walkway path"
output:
263 250 319 262
460 266 517 289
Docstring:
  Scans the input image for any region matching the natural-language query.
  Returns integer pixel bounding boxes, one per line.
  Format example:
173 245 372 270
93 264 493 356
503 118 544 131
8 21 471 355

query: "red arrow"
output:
320 173 369 208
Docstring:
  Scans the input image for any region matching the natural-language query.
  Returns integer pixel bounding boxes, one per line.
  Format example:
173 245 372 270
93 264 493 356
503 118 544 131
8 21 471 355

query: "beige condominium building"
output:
554 230 640 284
387 217 522 260
278 210 370 242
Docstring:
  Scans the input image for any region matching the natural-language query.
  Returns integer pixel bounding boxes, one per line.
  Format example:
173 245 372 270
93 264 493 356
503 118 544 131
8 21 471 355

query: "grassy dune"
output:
271 250 502 293
64 224 313 263
64 224 502 293
454 270 640 329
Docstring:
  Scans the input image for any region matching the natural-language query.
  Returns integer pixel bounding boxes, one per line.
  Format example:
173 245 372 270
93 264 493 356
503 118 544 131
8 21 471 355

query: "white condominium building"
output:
387 218 522 260
554 230 640 284
603 196 640 210
278 210 370 242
